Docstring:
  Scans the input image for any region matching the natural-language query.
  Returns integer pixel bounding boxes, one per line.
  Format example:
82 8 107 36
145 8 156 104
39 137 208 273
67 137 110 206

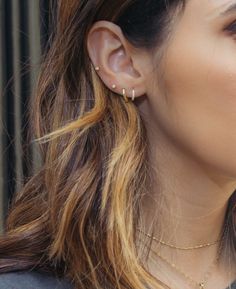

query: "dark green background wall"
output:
0 0 55 229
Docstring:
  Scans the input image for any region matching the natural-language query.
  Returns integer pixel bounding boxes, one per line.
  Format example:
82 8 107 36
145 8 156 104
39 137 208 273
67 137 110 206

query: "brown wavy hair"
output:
1 1 236 289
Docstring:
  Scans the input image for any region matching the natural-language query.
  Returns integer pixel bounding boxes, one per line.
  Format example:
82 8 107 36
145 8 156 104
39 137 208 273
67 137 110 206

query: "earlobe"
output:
90 65 137 103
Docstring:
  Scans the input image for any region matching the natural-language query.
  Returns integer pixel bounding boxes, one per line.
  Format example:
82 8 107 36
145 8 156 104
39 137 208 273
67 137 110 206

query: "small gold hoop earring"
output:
122 88 129 103
132 89 135 101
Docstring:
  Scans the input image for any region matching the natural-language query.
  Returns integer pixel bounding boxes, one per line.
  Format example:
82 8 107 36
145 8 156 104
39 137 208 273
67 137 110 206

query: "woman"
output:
0 0 236 288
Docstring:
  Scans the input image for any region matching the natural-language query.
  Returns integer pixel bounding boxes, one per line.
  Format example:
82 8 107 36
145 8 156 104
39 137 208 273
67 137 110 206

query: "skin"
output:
87 0 236 288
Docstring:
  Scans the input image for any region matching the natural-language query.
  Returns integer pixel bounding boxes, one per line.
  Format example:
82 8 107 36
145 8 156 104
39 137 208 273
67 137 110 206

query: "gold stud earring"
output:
95 66 100 71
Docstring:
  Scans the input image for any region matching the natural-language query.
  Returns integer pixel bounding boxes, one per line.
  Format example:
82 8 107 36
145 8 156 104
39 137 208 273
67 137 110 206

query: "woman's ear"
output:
86 20 151 100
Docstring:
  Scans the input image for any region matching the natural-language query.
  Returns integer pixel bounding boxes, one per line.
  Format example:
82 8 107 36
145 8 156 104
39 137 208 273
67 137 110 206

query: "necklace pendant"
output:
199 283 204 289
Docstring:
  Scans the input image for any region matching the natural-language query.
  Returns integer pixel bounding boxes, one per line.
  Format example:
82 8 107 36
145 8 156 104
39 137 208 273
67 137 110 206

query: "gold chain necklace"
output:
137 228 220 250
149 242 223 289
137 225 228 289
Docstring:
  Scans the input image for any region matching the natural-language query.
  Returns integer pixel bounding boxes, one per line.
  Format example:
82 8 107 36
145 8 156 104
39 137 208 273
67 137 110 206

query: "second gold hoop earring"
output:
132 89 135 101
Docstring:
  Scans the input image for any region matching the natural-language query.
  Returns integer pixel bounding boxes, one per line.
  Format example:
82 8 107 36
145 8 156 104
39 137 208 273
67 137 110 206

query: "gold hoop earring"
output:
132 89 136 101
122 88 129 103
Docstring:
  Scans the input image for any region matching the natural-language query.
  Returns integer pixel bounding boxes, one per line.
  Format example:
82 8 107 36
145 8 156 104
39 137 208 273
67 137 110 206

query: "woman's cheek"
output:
159 43 236 178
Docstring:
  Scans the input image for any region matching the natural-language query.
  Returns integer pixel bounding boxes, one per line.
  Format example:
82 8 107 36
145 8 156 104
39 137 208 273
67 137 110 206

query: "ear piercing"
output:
122 88 129 103
131 88 135 101
94 65 136 102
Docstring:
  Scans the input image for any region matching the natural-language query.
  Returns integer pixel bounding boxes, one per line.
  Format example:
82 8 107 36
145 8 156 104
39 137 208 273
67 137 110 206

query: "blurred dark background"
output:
0 0 56 229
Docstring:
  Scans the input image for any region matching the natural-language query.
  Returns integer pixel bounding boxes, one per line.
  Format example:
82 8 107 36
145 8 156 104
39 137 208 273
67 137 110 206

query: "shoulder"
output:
0 270 73 289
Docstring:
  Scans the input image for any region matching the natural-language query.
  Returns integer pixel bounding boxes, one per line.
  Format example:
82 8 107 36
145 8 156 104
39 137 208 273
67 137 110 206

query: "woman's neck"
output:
140 124 236 288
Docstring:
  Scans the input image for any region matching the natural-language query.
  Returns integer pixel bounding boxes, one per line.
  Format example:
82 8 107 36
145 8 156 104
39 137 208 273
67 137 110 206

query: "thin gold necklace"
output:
137 228 221 250
149 242 223 289
139 225 227 289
